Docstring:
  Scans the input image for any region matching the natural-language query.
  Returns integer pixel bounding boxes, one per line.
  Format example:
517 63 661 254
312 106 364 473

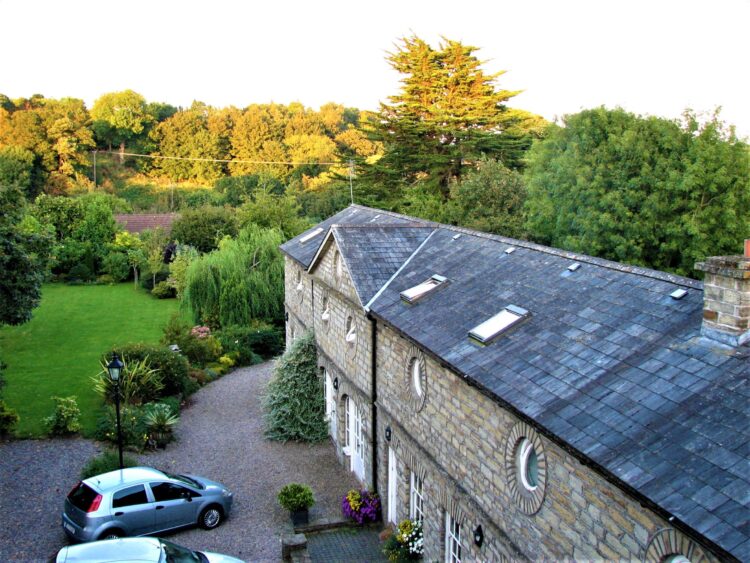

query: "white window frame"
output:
412 359 423 397
345 396 365 481
388 448 399 524
518 438 538 492
324 372 337 440
445 512 461 563
321 297 330 322
410 472 424 523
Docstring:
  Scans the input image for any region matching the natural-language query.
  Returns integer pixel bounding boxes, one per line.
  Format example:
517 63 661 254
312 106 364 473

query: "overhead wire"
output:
103 150 341 166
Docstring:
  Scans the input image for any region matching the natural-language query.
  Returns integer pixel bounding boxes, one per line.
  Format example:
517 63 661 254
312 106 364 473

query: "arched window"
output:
345 316 356 344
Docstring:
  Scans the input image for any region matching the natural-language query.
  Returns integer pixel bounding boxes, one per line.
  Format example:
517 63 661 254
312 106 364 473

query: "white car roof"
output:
57 537 162 563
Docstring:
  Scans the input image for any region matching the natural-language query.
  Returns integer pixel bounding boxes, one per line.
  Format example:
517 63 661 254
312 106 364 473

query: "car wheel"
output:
99 529 123 540
199 505 223 529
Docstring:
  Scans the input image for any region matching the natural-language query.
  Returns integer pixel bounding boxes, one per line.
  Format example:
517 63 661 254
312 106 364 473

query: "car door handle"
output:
155 505 165 510
114 512 124 516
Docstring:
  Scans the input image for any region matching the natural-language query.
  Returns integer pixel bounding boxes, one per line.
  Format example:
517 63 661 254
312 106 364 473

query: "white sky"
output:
1 0 748 138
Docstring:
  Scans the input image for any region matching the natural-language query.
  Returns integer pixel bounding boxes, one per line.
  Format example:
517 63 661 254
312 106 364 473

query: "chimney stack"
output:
694 240 750 347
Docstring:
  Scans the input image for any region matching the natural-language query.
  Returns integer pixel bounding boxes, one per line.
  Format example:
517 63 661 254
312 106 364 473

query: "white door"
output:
388 448 399 524
346 397 365 481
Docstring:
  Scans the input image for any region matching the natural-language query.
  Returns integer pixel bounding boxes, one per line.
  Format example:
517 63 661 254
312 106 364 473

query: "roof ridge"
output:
348 204 701 290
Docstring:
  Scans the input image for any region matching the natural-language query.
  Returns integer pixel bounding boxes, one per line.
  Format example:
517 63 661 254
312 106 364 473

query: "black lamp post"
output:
106 353 125 470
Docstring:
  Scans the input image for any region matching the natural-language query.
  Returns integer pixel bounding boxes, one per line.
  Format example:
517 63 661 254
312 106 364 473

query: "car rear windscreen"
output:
68 482 98 511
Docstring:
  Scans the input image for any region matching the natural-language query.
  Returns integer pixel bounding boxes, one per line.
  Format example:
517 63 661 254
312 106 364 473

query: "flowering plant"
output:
342 489 381 524
382 519 424 561
191 325 211 339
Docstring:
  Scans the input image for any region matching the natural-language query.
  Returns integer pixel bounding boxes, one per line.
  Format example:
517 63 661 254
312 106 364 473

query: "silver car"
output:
56 537 244 563
62 467 233 542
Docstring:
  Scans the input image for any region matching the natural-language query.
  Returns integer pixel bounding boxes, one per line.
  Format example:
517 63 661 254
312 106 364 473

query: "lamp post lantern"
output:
106 353 125 470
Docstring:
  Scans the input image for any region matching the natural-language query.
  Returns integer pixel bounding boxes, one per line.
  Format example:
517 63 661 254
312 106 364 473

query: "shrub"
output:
0 400 19 438
108 343 191 398
157 396 181 417
151 281 175 299
216 323 283 365
94 404 147 450
263 330 327 442
80 450 138 479
103 251 130 282
96 274 115 285
67 262 94 282
342 489 381 524
44 396 81 436
139 268 169 291
143 403 179 448
179 334 223 368
93 356 164 406
277 483 315 512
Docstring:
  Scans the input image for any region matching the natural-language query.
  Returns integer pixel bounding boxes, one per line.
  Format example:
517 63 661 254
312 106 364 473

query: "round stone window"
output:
405 346 427 412
646 529 708 563
505 421 547 515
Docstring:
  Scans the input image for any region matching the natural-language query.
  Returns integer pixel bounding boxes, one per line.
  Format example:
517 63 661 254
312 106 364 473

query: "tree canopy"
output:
364 35 543 201
524 107 750 276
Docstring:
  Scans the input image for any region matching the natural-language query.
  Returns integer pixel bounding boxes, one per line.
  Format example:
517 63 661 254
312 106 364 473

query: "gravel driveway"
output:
0 361 360 562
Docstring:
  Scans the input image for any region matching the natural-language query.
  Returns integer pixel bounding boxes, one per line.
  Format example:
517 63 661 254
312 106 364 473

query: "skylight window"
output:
400 275 447 304
469 305 529 344
567 263 581 272
452 233 462 240
505 247 516 254
299 227 324 243
670 288 688 300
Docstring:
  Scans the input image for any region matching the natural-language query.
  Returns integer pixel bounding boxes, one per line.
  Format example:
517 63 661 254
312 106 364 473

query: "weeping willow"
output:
183 225 284 327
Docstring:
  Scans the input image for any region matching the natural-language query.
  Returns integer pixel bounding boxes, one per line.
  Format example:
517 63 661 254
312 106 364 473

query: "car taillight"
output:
68 482 81 498
87 494 102 513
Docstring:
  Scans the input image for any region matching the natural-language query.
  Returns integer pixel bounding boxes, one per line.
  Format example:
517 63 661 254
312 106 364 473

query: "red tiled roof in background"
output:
115 213 180 234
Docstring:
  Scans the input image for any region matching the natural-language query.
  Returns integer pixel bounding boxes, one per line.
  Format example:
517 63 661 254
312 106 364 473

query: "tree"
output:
237 190 311 240
149 103 229 182
183 225 285 328
524 107 750 277
170 206 237 253
0 145 35 198
365 36 540 200
0 185 51 325
91 90 152 154
445 158 527 239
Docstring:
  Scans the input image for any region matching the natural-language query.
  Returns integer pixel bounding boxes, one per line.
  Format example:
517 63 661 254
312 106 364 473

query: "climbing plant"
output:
263 330 327 443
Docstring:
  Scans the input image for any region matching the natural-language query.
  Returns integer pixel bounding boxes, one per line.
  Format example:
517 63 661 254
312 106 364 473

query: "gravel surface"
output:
0 437 101 561
0 361 360 562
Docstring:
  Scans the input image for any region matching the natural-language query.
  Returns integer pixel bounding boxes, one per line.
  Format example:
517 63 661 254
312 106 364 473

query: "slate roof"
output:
279 206 419 269
114 213 179 234
279 205 750 560
310 225 433 306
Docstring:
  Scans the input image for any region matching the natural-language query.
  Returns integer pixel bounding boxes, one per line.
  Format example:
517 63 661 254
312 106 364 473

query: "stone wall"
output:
375 323 718 562
284 247 376 490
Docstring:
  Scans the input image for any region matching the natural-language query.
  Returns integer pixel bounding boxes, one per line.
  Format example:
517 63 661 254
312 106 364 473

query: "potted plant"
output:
382 518 424 561
278 483 315 526
342 489 381 524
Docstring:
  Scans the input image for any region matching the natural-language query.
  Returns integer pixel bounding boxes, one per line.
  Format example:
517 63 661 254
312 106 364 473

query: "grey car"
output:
62 467 233 542
56 537 245 563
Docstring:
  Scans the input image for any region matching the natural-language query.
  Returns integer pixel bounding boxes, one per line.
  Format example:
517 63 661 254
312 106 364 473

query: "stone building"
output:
280 205 749 562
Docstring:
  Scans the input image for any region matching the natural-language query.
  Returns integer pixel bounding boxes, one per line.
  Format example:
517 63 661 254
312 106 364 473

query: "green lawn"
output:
0 283 181 437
